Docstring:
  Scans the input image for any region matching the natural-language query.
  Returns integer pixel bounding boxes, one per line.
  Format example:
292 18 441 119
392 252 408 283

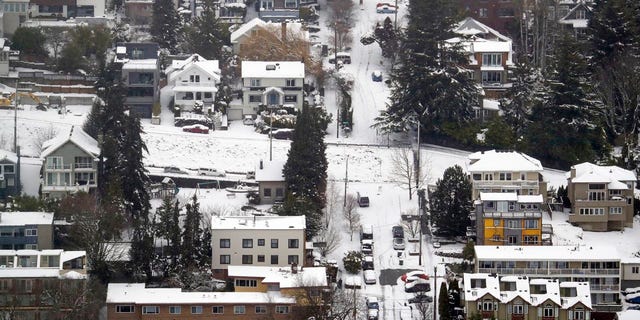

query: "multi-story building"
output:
255 159 286 205
463 273 592 320
117 43 160 119
28 0 106 19
0 249 87 319
124 0 153 25
257 0 299 22
557 1 591 40
0 149 19 200
106 283 296 320
238 61 304 120
165 53 220 112
457 0 520 37
468 150 549 245
211 215 306 278
0 0 29 37
567 162 636 232
40 126 99 198
216 0 247 24
475 245 622 312
0 211 54 250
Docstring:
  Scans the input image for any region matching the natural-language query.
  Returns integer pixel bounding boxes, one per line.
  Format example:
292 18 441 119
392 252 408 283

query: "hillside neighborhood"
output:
0 0 639 320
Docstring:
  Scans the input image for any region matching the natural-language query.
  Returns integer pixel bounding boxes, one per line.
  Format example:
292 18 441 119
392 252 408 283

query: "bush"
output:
342 251 363 274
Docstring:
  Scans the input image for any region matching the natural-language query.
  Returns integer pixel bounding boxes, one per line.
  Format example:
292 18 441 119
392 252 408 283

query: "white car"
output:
242 115 255 125
433 241 441 248
393 237 405 250
197 167 226 177
364 270 377 284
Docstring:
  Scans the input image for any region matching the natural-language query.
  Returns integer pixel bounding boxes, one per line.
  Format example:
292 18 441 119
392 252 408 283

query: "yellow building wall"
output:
233 278 268 293
483 218 504 245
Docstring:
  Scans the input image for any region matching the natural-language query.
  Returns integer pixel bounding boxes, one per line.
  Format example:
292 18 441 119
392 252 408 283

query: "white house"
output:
236 61 304 120
165 54 221 112
255 159 286 204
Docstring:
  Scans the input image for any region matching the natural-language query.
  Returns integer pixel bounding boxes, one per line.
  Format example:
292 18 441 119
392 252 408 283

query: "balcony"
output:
46 164 71 170
74 163 94 170
478 267 620 276
590 284 619 291
473 180 539 189
482 211 542 219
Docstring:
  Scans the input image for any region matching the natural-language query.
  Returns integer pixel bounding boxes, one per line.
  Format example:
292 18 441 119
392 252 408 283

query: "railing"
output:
478 267 620 276
590 284 618 291
74 163 93 169
483 211 542 218
46 164 71 170
473 180 539 188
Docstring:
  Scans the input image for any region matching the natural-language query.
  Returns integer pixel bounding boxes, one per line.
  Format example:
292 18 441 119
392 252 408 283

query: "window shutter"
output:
537 307 542 317
507 305 512 314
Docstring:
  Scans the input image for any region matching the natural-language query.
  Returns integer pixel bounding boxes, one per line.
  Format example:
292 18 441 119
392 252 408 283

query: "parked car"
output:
366 297 379 310
182 124 210 134
367 308 379 320
364 270 377 284
164 166 188 175
432 241 441 248
357 192 370 207
376 4 397 13
376 2 395 7
401 271 429 283
623 287 640 296
270 128 295 140
371 71 383 82
242 115 255 126
626 293 640 304
328 52 352 64
361 239 374 255
197 167 226 177
362 255 374 270
405 280 431 293
408 294 433 304
393 237 406 250
392 225 404 239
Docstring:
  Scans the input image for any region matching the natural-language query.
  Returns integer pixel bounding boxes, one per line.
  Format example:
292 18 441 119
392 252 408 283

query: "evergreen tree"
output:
499 56 540 142
11 27 47 60
182 0 229 60
129 216 155 280
150 0 181 53
117 115 151 218
155 197 181 273
483 116 516 150
182 194 203 268
588 0 637 66
374 0 479 142
430 165 472 237
438 282 451 320
373 17 398 59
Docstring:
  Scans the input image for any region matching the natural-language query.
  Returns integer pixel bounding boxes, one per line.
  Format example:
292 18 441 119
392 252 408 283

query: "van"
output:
197 168 226 177
328 52 351 64
357 192 370 207
360 224 373 240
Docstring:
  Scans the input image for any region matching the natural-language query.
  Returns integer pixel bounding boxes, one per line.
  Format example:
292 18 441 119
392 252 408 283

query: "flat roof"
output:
475 245 621 261
241 61 304 79
227 266 327 288
211 215 305 230
0 212 54 226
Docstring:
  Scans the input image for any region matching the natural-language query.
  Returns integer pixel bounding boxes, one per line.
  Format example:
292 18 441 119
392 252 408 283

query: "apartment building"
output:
567 162 636 232
257 0 299 22
211 215 306 278
463 273 592 320
0 212 54 250
475 245 622 312
0 249 87 319
468 150 549 245
0 149 19 200
40 126 99 198
106 283 296 320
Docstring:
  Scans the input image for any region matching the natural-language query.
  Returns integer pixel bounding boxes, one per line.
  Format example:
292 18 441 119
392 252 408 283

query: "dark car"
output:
357 192 370 207
408 294 433 304
371 71 382 82
392 225 404 239
405 281 431 293
270 129 295 140
362 255 374 270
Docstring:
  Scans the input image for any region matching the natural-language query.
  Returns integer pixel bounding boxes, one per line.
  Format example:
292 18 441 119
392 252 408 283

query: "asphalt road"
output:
379 268 420 286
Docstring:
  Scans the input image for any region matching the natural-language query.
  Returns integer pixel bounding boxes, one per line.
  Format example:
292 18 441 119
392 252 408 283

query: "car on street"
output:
392 225 404 239
357 192 370 207
371 71 383 82
197 167 226 177
362 255 374 270
361 239 374 255
405 280 431 293
393 237 405 250
367 308 379 320
366 297 379 310
182 124 210 134
408 294 433 304
401 271 429 283
376 4 397 13
364 270 377 284
270 128 295 140
164 166 188 175
433 241 441 248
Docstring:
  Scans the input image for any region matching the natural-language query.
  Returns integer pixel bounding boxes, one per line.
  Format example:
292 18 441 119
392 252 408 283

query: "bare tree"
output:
32 125 59 155
342 195 360 241
402 209 421 239
414 298 433 320
324 180 341 227
315 224 341 257
327 0 355 51
390 148 428 200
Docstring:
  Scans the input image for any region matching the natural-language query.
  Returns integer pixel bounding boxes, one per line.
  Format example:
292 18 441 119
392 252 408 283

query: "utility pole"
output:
416 122 420 190
269 109 273 161
334 23 339 139
343 155 349 206
433 266 437 320
13 83 18 152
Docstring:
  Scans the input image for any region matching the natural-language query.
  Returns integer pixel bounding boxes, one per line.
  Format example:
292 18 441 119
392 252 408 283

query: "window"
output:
288 255 299 264
610 207 622 214
480 300 495 311
286 79 296 86
484 173 493 180
506 220 519 229
169 306 181 314
264 188 272 198
3 165 14 173
284 0 296 8
288 239 299 248
116 305 135 313
479 8 488 17
249 95 261 103
250 79 261 87
482 71 502 84
257 255 265 262
190 75 200 83
74 156 92 169
235 279 258 287
579 208 605 215
276 306 290 314
588 191 605 201
234 305 246 314
575 9 586 20
271 239 279 248
46 156 63 169
256 305 267 314
0 279 9 292
220 255 230 264
508 235 517 244
493 219 500 227
473 174 481 180
271 255 279 264
497 7 514 17
589 184 605 189
497 201 509 212
492 235 501 242
242 255 253 264
524 219 538 229
204 92 213 99
191 306 203 314
220 239 230 248
523 236 539 245
573 308 585 320
212 306 224 314
242 239 253 248
25 229 37 236
276 188 284 198
482 54 502 66
258 239 265 246
512 304 523 314
632 266 639 274
499 172 512 180
543 305 554 317
142 306 159 314
284 95 298 103
74 172 95 185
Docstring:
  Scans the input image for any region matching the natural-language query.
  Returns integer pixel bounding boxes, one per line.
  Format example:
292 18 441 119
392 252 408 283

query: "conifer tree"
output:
182 194 203 268
438 282 451 320
429 165 472 237
150 0 181 53
155 197 181 272
130 216 155 280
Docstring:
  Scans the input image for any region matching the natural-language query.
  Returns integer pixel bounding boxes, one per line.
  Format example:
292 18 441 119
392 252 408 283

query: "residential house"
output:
41 126 99 199
448 17 514 103
114 42 159 62
467 150 549 245
255 159 286 204
0 149 19 200
567 162 636 231
463 273 593 320
0 38 10 76
117 43 160 118
29 0 106 19
238 61 304 120
0 249 88 319
211 215 306 278
257 0 299 22
230 18 308 55
475 245 622 312
216 0 246 24
124 0 153 25
621 258 640 290
165 53 221 112
0 212 54 250
0 0 29 37
106 283 296 320
457 0 520 36
557 1 592 40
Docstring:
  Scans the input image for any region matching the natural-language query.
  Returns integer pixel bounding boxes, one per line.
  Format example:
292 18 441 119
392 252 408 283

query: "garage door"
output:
227 108 243 120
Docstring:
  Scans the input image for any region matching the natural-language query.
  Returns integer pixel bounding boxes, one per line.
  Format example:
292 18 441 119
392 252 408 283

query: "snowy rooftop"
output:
0 149 17 163
166 54 221 83
230 17 307 43
560 282 592 310
0 249 86 277
0 211 54 226
106 283 295 304
453 17 511 42
41 126 100 159
255 160 285 182
570 162 636 183
475 245 621 261
499 275 530 304
227 266 328 288
241 61 305 79
468 150 543 173
211 215 306 230
463 273 500 301
529 279 561 307
480 192 518 202
122 59 157 70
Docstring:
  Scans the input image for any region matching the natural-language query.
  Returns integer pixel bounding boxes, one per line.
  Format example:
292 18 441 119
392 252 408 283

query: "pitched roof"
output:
230 18 307 44
529 279 561 307
41 126 100 159
231 17 267 43
570 162 636 183
468 150 543 173
463 273 501 302
0 149 17 163
453 17 511 42
560 282 592 310
166 54 221 83
255 160 286 182
227 266 328 288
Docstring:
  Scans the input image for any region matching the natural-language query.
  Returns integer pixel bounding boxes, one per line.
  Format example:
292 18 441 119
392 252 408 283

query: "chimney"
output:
291 262 298 274
570 167 576 179
281 22 287 41
260 160 263 170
